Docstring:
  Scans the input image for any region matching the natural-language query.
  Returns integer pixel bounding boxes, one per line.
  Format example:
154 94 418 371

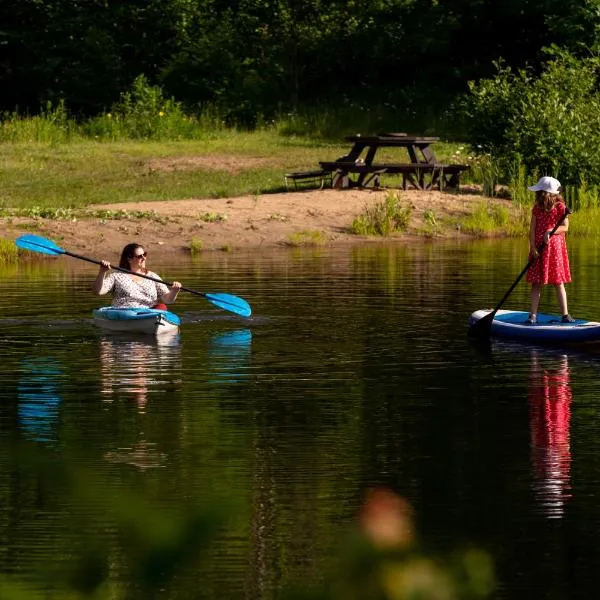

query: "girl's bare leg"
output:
530 284 542 318
555 283 568 316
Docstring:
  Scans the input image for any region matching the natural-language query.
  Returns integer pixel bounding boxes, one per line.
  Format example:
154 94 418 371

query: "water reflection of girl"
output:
529 351 572 518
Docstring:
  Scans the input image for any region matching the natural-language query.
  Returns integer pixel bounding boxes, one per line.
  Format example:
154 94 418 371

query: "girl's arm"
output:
551 217 569 236
529 214 538 257
544 212 569 242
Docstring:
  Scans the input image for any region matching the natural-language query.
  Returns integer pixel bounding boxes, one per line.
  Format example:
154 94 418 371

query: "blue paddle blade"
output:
15 234 66 256
204 292 252 317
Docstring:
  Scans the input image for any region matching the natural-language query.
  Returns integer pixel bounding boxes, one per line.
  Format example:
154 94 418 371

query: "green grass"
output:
198 212 228 223
4 116 600 242
189 237 203 255
567 207 600 237
0 239 18 264
350 192 412 236
285 230 329 247
460 201 528 237
0 127 471 210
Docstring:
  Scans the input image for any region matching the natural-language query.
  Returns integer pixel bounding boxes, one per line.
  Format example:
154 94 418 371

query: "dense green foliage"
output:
3 0 600 129
464 52 600 187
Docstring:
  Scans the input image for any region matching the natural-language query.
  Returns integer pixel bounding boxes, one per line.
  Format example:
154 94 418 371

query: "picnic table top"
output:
319 161 469 172
344 133 440 144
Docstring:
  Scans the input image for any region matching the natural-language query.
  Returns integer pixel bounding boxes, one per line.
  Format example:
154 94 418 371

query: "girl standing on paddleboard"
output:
526 176 573 325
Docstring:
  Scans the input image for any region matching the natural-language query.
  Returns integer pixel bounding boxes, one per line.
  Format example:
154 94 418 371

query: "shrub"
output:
350 193 412 236
463 52 600 186
85 75 206 141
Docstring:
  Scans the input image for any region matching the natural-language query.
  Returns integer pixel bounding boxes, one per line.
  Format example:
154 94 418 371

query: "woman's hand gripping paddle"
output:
469 206 572 338
15 234 252 318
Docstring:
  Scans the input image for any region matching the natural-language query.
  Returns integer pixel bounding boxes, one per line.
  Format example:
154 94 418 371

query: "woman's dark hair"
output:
119 243 144 269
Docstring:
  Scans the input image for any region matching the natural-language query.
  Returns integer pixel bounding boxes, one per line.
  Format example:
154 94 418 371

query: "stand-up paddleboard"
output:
469 310 600 346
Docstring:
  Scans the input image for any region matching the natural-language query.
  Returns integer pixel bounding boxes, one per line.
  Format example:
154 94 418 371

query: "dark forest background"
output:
2 0 599 129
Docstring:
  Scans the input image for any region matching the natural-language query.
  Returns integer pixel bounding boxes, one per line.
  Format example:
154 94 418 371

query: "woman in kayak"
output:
525 176 572 325
93 243 181 309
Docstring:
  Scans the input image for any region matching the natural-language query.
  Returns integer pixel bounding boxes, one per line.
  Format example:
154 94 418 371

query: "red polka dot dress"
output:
526 201 571 285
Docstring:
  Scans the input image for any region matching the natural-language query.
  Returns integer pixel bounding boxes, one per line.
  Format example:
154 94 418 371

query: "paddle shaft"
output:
64 250 204 297
471 206 572 336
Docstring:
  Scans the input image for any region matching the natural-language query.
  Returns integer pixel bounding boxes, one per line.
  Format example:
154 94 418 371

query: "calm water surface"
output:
2 238 600 599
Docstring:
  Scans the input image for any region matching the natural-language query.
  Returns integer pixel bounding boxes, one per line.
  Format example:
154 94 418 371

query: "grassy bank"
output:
2 119 600 240
0 131 467 209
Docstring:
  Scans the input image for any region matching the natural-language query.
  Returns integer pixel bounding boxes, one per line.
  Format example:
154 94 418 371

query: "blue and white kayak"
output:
469 309 600 346
92 307 180 335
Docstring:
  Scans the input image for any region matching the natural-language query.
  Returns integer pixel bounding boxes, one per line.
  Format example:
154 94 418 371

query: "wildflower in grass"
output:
107 113 112 119
159 111 164 117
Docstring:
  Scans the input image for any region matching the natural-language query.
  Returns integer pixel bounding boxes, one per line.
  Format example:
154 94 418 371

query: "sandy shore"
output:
2 186 502 259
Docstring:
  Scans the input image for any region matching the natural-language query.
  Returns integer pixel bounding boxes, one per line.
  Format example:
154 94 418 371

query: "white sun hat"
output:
528 176 561 194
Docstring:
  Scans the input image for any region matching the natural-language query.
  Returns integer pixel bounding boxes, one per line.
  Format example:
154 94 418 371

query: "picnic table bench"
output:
284 169 332 190
318 133 469 191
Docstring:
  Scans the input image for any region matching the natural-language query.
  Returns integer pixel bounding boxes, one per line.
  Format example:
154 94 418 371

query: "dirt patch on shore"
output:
145 154 272 174
1 186 510 259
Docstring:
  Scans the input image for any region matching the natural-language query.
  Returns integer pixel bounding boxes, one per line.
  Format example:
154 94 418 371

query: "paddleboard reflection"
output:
528 350 572 519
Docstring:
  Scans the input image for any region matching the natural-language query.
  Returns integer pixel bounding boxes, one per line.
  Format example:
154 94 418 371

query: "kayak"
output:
469 309 600 346
92 307 180 335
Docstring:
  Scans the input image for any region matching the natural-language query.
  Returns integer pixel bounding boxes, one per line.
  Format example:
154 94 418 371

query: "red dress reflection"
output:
529 351 572 518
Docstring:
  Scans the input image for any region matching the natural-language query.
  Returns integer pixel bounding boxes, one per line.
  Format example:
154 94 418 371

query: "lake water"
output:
2 237 600 599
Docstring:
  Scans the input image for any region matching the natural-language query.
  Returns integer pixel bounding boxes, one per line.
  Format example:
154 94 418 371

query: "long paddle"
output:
15 234 252 317
469 206 572 338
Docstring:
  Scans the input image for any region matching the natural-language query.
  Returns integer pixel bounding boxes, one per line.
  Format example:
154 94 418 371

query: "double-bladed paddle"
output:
469 206 572 338
15 234 252 318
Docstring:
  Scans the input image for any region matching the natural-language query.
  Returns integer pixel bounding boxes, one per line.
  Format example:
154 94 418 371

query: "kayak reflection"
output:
529 350 572 519
99 331 182 470
99 331 182 412
17 357 62 444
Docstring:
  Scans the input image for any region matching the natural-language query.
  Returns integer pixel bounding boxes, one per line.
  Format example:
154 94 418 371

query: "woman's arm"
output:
159 281 182 304
92 261 111 295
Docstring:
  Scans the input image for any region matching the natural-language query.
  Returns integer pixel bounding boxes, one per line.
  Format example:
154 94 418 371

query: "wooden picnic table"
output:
318 133 469 190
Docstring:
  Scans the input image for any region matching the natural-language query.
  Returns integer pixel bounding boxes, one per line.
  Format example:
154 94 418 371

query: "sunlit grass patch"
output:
285 230 328 246
350 192 412 236
0 239 18 264
460 201 526 236
568 207 600 237
198 212 228 223
189 238 203 255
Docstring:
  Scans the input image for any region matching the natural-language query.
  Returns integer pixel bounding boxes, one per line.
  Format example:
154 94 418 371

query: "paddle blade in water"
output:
468 310 495 338
15 234 66 256
204 292 252 317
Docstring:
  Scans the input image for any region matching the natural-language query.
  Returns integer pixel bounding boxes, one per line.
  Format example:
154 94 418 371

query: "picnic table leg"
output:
407 146 418 163
448 171 460 188
405 172 420 190
431 168 441 191
362 169 387 188
332 169 351 189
